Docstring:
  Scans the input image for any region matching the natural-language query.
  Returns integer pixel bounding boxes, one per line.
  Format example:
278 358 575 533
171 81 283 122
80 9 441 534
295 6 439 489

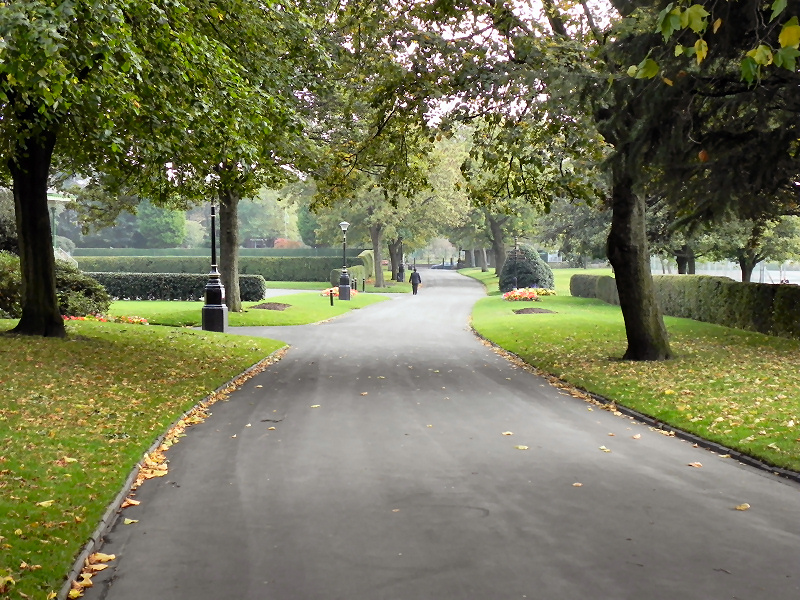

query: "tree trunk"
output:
486 214 506 275
9 127 66 337
370 223 385 287
479 248 488 272
606 167 672 361
737 251 757 282
674 244 695 275
218 188 241 312
468 248 475 267
387 237 402 281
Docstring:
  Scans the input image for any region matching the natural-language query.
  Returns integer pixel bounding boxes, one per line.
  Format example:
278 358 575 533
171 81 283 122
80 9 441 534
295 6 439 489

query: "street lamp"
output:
202 200 228 331
338 221 351 301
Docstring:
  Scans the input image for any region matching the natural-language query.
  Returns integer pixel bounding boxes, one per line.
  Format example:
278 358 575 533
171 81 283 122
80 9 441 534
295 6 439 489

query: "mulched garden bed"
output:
513 307 556 314
250 302 292 311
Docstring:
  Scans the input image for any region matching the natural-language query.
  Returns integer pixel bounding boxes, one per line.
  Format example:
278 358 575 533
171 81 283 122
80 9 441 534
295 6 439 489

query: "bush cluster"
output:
499 246 554 293
569 273 800 339
0 251 110 318
87 272 267 301
75 256 349 282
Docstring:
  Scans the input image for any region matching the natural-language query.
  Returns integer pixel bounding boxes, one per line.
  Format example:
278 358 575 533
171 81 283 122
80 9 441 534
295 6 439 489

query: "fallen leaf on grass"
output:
735 503 751 511
36 500 55 507
514 445 529 450
688 462 703 468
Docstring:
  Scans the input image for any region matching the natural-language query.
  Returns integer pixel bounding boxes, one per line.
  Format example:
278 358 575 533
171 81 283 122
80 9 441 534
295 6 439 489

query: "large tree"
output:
1 1 306 335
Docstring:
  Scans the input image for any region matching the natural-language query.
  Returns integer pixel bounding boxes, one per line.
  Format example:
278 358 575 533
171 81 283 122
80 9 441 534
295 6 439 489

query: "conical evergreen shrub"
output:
499 245 554 293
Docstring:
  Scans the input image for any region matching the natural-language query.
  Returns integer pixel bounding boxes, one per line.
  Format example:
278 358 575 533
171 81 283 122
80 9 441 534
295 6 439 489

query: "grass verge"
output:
109 292 389 327
471 293 800 472
0 320 285 598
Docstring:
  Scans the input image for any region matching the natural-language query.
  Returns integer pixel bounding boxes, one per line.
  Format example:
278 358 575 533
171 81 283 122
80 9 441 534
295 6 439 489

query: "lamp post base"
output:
202 304 228 332
339 269 351 301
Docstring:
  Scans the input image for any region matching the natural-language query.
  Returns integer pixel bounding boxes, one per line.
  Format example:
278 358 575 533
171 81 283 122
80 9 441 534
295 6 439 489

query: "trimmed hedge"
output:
87 272 267 301
329 265 367 287
73 247 366 257
570 273 800 339
75 256 352 282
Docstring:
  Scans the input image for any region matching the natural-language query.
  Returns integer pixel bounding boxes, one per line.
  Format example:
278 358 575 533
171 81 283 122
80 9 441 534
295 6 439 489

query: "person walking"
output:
409 267 422 295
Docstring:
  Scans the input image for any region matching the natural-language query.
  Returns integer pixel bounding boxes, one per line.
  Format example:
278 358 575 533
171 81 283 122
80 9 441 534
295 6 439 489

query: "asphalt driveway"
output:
83 269 800 600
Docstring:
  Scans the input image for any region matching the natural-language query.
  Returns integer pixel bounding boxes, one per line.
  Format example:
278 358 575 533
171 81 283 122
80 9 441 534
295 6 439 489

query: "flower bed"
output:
63 314 149 325
502 287 556 301
321 287 359 297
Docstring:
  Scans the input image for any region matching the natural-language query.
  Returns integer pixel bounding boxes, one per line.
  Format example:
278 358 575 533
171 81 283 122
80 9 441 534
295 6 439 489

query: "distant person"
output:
409 268 421 295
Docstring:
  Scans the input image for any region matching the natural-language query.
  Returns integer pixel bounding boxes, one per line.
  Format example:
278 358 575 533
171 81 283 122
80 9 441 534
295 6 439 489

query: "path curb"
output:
57 348 287 600
473 329 800 486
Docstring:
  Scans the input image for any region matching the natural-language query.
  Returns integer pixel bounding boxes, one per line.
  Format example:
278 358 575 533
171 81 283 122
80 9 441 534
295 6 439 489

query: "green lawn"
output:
109 292 389 327
471 292 800 472
0 321 285 599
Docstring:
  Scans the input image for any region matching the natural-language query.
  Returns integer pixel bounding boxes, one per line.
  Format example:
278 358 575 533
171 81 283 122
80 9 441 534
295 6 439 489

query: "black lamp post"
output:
338 221 351 300
202 201 228 331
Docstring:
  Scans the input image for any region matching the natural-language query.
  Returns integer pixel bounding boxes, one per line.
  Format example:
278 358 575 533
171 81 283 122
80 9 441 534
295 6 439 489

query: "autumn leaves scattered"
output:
62 348 288 599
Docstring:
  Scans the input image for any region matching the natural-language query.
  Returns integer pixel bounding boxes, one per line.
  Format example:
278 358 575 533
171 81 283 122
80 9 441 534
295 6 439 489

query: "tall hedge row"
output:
73 247 365 257
87 272 267 301
570 273 800 339
76 256 355 282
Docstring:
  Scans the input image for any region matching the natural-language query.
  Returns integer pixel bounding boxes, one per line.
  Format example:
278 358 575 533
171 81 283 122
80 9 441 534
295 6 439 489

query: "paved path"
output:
85 270 799 600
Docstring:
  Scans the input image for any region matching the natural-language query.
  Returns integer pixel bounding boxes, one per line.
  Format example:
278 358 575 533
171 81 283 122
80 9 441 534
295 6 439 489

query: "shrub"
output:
571 272 800 340
54 261 112 316
87 272 267 301
569 274 598 298
0 253 111 318
0 250 22 317
499 246 554 293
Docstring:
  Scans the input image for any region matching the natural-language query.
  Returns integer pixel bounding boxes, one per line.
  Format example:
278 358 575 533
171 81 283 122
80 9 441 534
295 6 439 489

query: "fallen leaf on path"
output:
502 431 513 436
123 518 138 525
514 445 529 450
688 462 703 468
632 434 641 439
360 392 368 396
120 498 140 509
573 483 583 487
599 446 611 453
734 503 751 511
256 385 263 388
392 509 400 512
311 405 321 408
245 423 252 427
88 553 116 564
268 427 276 430
231 434 237 438
608 433 615 436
